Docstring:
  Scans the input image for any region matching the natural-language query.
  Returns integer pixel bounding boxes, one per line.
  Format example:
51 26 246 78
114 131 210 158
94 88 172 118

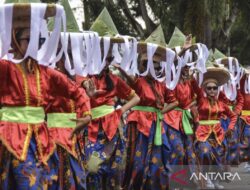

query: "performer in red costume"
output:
77 53 140 190
117 51 178 190
239 66 250 170
194 67 237 189
0 25 91 190
46 50 91 189
217 57 244 165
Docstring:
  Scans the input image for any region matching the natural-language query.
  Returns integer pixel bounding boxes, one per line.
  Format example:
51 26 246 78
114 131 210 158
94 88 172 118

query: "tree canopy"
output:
42 0 250 65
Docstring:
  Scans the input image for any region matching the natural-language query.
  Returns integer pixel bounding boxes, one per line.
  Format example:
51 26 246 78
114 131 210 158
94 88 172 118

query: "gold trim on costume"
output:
21 124 33 161
196 125 213 143
83 111 92 117
33 125 45 164
0 136 23 161
35 65 42 106
70 99 75 113
56 141 77 159
16 64 30 105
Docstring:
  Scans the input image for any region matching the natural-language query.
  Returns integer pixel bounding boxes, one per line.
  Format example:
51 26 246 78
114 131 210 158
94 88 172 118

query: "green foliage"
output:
37 0 250 65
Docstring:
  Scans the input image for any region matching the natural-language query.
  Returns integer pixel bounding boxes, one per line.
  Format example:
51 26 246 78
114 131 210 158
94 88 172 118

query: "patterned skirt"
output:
122 121 171 190
164 122 200 189
50 145 87 190
84 127 126 190
194 134 227 172
220 118 240 165
0 135 58 190
238 118 250 162
164 122 198 167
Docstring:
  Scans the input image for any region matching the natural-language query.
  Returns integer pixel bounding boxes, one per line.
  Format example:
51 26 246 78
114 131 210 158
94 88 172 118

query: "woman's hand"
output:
69 115 91 139
183 34 192 50
83 79 106 97
177 34 192 57
112 63 136 86
120 93 140 114
112 63 121 70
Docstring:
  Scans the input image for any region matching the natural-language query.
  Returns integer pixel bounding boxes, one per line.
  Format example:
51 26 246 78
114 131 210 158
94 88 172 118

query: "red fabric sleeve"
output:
233 90 244 115
75 75 89 86
223 103 237 130
191 78 203 102
115 75 134 100
0 60 9 93
47 68 91 118
218 92 228 104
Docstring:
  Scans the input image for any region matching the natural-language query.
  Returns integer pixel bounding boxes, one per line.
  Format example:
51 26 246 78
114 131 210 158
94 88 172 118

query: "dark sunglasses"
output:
206 86 218 91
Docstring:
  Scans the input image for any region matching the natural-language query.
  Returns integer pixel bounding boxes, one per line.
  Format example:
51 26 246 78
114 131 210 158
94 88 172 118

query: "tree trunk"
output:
138 0 156 35
214 1 239 54
82 0 91 30
119 0 145 38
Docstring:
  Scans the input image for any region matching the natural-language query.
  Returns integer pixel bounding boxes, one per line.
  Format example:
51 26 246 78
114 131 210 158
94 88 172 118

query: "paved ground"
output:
220 163 250 190
173 163 250 190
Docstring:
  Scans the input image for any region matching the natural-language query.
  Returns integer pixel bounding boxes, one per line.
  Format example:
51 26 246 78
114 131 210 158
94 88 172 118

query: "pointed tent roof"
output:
192 36 196 44
168 27 185 48
206 49 215 67
60 0 79 32
212 48 226 60
145 24 166 47
90 7 118 37
48 0 79 32
5 0 40 3
206 49 227 68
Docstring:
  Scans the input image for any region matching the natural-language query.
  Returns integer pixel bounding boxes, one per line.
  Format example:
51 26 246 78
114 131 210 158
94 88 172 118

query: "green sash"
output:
47 113 76 128
0 106 45 124
91 105 115 120
174 107 193 135
132 106 163 145
199 120 220 125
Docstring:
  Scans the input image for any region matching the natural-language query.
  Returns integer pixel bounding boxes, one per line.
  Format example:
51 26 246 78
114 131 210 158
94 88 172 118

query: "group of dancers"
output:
0 1 250 190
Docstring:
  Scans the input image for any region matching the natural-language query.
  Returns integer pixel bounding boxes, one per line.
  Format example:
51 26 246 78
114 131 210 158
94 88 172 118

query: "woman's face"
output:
205 82 218 98
13 28 46 59
181 65 191 79
139 60 162 78
15 28 30 57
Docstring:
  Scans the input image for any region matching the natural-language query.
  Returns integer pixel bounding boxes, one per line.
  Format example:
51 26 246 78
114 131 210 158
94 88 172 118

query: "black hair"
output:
105 69 114 91
142 60 148 68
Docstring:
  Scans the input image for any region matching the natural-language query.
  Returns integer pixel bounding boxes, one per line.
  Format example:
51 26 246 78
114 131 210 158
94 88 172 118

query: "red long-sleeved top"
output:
0 60 89 163
77 73 134 142
46 95 90 158
240 75 250 124
127 77 176 137
164 79 198 131
218 89 244 115
192 80 237 144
